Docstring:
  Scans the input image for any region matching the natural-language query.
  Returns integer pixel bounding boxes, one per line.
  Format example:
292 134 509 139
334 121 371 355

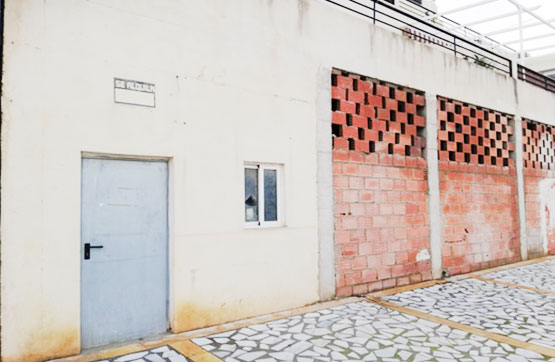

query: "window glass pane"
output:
245 168 259 222
264 169 278 222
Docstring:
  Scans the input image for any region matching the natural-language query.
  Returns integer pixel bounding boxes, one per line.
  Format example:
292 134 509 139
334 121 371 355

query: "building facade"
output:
1 0 554 361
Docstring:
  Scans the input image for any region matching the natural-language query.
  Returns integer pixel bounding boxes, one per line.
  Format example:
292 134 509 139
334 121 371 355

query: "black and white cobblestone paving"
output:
483 259 555 292
99 260 555 362
96 345 191 362
384 278 555 350
192 302 554 361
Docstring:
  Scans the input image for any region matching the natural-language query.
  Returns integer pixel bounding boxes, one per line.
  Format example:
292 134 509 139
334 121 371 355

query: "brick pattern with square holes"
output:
331 69 426 158
437 97 515 167
523 119 555 171
438 98 520 276
332 70 431 297
522 119 555 257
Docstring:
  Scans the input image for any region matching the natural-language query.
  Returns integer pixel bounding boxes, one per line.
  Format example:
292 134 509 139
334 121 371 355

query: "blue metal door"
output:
81 158 168 349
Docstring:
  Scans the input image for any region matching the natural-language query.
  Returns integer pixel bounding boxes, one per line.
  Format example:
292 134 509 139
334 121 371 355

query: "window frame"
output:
244 163 284 228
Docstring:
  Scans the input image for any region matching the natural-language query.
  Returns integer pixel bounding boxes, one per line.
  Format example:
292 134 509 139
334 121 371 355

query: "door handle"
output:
84 243 104 260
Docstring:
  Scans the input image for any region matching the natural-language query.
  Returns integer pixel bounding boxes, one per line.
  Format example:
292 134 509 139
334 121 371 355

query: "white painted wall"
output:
2 0 555 360
517 81 555 126
1 1 323 359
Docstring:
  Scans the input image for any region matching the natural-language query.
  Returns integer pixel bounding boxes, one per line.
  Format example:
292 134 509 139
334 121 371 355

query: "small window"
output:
244 164 283 227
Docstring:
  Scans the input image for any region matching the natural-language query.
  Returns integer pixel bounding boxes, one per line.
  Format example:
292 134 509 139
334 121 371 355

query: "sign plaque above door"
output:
114 78 155 108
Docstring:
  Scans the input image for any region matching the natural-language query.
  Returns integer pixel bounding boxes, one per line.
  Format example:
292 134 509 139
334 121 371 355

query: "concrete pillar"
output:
510 54 519 80
513 79 528 261
425 93 443 279
316 67 336 300
514 112 528 261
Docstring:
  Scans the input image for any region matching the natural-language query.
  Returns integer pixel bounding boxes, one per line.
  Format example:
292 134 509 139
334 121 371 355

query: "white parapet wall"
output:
523 53 555 75
2 0 555 361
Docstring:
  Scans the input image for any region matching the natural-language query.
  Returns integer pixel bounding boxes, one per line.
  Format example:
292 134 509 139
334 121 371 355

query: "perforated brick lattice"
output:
522 119 555 171
437 97 515 167
331 69 426 158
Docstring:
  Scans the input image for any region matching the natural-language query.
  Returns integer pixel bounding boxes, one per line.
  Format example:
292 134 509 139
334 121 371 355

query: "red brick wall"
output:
332 69 431 296
522 119 555 257
438 97 520 276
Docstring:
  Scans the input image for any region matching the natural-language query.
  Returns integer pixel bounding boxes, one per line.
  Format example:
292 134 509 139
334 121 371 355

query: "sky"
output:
434 0 555 58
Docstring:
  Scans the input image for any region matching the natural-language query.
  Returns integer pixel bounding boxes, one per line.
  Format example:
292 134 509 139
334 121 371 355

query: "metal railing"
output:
518 65 555 94
324 0 513 76
399 0 517 56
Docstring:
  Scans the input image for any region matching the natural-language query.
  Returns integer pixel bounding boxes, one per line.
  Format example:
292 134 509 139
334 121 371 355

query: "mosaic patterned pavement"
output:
191 302 554 361
96 345 192 362
89 259 555 362
483 259 555 292
383 278 555 349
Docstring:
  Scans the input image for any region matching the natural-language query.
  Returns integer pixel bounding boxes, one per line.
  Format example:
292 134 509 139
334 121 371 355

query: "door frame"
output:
80 152 174 349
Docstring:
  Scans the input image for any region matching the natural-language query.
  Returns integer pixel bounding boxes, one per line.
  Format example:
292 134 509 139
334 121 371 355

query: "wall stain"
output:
172 294 305 334
172 301 247 333
2 327 79 362
297 0 310 33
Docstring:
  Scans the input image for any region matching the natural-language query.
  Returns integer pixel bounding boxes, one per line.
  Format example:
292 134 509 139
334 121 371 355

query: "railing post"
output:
453 37 457 56
373 0 376 24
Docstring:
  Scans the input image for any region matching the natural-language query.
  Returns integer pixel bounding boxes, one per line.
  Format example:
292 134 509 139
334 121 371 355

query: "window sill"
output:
244 224 286 230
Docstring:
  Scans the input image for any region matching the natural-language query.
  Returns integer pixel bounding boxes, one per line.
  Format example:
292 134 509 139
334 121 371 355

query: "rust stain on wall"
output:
2 327 79 362
172 302 246 333
172 300 273 334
